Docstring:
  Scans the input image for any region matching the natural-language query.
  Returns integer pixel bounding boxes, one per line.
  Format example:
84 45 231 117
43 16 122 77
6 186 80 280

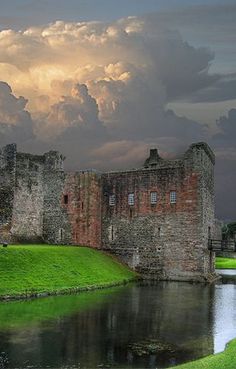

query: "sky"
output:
0 0 236 220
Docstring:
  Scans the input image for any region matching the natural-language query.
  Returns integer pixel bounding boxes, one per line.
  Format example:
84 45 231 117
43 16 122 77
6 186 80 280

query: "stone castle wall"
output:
101 143 215 281
0 144 17 241
0 142 216 281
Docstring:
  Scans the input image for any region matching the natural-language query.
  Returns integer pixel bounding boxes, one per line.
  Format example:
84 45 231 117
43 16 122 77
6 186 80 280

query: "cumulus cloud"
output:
0 17 217 110
0 15 235 219
0 81 33 146
35 83 105 137
0 16 210 153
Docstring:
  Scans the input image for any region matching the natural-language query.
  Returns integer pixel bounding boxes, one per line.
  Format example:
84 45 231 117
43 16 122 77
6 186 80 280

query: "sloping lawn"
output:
171 339 236 369
215 257 236 269
0 245 137 298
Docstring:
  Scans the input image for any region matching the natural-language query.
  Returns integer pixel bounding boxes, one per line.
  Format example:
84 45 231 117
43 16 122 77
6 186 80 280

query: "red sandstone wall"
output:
102 168 199 218
62 172 101 248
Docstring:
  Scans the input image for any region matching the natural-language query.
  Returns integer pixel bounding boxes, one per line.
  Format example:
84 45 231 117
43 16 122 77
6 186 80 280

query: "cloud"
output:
185 74 236 103
208 109 236 220
0 81 33 146
0 15 235 220
213 108 236 145
35 83 105 137
0 16 209 146
145 4 236 44
0 17 218 109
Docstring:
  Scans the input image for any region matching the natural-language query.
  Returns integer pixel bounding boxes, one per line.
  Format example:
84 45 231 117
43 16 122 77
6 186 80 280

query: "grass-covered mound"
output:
215 257 236 269
171 339 236 369
0 245 137 299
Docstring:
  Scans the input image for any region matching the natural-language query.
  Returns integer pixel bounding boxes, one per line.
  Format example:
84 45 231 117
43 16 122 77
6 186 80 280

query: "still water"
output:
0 275 236 369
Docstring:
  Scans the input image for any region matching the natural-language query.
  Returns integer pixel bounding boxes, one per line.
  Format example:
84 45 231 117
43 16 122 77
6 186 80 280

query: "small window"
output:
64 194 68 205
170 191 176 204
109 194 116 206
128 193 134 206
59 228 64 242
150 191 157 204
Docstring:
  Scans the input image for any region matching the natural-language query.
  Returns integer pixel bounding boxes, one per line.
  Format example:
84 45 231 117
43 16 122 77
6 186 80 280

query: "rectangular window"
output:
170 191 177 204
150 191 157 204
128 193 135 206
64 194 68 204
109 194 116 206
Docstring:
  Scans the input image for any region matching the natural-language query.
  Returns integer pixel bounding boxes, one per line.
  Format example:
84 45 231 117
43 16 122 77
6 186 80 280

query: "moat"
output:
0 273 236 369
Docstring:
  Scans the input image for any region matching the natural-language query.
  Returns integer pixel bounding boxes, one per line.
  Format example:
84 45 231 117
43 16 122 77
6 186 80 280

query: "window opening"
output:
170 191 176 204
150 191 157 204
109 194 116 206
128 193 135 206
208 226 211 239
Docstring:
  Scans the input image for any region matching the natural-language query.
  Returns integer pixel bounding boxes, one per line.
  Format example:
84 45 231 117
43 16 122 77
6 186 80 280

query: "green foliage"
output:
171 339 236 369
215 257 236 269
222 222 236 240
0 245 137 298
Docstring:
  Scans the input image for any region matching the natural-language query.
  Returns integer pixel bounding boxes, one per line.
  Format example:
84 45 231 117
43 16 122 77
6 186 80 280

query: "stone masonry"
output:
0 142 217 281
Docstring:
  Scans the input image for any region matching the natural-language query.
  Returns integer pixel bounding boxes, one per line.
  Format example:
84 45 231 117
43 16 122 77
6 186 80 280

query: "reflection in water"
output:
0 279 235 369
214 284 236 353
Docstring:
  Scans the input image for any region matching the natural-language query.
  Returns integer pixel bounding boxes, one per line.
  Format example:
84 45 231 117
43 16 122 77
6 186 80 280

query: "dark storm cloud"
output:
213 108 236 145
184 74 236 103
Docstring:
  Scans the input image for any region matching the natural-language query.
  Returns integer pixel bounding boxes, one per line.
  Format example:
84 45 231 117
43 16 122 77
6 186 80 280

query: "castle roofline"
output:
186 142 215 165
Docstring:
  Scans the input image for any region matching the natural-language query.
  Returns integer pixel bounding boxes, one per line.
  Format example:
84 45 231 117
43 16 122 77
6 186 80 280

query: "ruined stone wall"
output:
0 142 216 281
42 151 70 244
101 143 216 281
0 144 17 242
184 143 215 275
9 150 67 243
0 144 102 247
43 169 102 247
62 171 101 248
11 152 45 242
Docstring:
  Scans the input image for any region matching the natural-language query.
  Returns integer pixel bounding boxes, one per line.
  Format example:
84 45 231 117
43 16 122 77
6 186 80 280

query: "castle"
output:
0 142 217 282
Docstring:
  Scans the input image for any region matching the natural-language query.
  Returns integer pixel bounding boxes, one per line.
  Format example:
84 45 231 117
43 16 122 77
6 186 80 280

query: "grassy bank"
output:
171 339 236 369
0 245 137 299
215 257 236 269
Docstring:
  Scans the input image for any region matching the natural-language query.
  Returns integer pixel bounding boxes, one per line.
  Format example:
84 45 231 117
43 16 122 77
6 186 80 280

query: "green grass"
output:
215 257 236 269
171 339 236 369
0 245 137 298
